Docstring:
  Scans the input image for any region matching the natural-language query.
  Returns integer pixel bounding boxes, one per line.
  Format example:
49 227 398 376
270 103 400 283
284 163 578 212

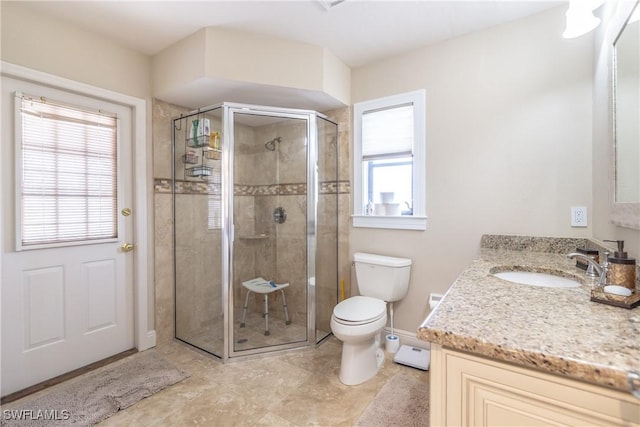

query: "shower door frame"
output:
222 103 320 361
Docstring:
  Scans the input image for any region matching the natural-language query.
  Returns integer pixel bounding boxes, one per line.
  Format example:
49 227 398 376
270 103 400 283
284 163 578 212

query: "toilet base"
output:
338 334 384 386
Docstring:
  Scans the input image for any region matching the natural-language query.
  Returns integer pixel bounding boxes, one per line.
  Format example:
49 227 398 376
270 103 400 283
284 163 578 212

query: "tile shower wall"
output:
154 101 187 345
152 99 351 346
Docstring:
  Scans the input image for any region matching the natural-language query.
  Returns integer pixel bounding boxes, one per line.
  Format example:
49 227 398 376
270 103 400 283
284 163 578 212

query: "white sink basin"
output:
493 271 581 288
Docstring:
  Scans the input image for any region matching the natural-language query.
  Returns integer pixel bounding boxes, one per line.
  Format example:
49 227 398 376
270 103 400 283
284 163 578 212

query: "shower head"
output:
265 137 282 151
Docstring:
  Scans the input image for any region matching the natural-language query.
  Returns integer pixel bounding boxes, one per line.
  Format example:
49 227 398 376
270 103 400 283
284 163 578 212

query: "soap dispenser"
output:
604 240 637 290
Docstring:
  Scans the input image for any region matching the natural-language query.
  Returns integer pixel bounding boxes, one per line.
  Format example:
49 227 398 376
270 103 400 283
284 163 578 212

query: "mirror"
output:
612 1 640 228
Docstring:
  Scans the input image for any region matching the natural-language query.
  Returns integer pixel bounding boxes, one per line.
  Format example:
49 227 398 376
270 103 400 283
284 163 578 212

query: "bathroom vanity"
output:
418 236 640 426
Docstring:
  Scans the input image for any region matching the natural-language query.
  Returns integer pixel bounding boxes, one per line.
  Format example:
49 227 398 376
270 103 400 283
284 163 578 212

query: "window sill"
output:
352 215 427 230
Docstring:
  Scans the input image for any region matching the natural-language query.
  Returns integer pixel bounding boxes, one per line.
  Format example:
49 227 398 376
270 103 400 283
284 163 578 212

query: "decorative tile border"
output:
155 179 171 193
323 180 351 195
155 179 221 195
155 178 350 196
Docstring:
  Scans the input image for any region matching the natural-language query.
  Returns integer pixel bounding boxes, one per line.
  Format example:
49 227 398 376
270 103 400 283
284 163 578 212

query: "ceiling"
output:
14 0 568 110
17 0 566 68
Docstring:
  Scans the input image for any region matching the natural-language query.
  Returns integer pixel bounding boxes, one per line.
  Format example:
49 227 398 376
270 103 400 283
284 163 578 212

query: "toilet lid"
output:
333 296 386 323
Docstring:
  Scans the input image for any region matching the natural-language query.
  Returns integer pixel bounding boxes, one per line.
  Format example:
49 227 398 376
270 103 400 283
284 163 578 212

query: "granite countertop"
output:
418 238 640 393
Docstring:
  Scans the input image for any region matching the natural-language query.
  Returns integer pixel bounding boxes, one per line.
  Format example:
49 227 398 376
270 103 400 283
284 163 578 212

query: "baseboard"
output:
138 330 157 351
1 348 137 404
381 327 430 350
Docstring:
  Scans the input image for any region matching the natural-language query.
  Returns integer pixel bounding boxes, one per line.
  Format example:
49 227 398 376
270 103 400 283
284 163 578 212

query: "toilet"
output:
330 252 412 385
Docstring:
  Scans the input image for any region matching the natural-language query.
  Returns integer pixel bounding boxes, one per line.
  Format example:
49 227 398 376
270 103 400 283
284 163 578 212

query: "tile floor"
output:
180 311 320 355
96 337 430 426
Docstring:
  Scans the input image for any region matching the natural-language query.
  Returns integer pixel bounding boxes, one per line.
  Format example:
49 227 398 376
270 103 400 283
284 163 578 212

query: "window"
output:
16 93 119 249
353 90 426 230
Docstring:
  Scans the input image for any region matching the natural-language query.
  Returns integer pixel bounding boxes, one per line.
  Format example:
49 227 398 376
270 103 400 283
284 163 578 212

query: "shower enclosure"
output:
172 103 338 360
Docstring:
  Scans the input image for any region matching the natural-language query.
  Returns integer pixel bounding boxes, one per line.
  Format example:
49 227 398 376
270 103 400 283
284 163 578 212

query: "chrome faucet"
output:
567 251 610 287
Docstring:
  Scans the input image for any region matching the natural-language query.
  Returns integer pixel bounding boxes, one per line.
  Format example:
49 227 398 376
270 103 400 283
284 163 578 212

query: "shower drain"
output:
236 338 248 344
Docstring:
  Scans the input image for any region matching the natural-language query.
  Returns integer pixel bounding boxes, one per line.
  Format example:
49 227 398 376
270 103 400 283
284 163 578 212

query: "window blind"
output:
18 94 118 247
361 103 414 160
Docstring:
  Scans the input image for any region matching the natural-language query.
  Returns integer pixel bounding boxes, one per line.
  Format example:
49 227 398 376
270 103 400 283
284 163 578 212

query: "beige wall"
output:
351 6 594 332
592 0 640 258
1 3 151 100
204 27 323 90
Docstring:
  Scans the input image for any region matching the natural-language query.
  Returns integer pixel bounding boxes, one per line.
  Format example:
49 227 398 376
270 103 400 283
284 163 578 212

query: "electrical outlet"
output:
571 206 587 227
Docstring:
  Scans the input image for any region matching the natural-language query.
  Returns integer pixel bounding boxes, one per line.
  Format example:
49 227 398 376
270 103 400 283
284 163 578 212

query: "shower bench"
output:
240 278 291 336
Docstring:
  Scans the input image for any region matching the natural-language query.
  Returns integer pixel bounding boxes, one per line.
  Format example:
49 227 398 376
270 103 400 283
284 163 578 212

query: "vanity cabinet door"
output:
430 344 640 427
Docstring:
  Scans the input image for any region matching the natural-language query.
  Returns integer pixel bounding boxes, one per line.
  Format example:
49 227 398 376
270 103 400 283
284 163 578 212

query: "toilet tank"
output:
354 252 412 302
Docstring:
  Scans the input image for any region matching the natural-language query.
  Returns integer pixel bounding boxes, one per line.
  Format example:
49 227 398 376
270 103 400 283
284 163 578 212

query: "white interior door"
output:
1 76 135 397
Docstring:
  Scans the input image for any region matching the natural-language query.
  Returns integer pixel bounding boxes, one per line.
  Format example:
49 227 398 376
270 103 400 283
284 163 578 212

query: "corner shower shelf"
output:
185 165 212 178
186 131 221 149
182 152 199 164
239 234 270 240
186 134 210 148
183 130 221 180
204 148 221 160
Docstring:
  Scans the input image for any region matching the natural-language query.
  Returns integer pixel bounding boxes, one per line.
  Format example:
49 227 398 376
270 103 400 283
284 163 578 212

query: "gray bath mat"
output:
1 349 189 426
355 373 430 427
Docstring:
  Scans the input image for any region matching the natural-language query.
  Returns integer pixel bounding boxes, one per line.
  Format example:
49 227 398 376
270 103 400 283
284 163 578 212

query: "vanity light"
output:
562 0 603 38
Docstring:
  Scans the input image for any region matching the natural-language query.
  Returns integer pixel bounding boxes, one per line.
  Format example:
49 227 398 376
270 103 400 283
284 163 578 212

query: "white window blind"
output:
362 103 414 160
17 93 118 247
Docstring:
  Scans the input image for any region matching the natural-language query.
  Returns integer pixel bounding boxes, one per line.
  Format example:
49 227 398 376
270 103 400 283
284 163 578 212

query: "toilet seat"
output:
333 296 386 326
333 311 385 326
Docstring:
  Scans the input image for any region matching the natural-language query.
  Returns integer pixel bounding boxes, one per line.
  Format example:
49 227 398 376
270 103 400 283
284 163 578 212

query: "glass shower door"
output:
173 106 224 357
230 109 310 354
315 116 339 343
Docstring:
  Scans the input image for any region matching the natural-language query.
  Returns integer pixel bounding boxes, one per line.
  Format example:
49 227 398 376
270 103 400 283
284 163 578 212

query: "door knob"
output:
121 243 134 252
121 208 132 216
